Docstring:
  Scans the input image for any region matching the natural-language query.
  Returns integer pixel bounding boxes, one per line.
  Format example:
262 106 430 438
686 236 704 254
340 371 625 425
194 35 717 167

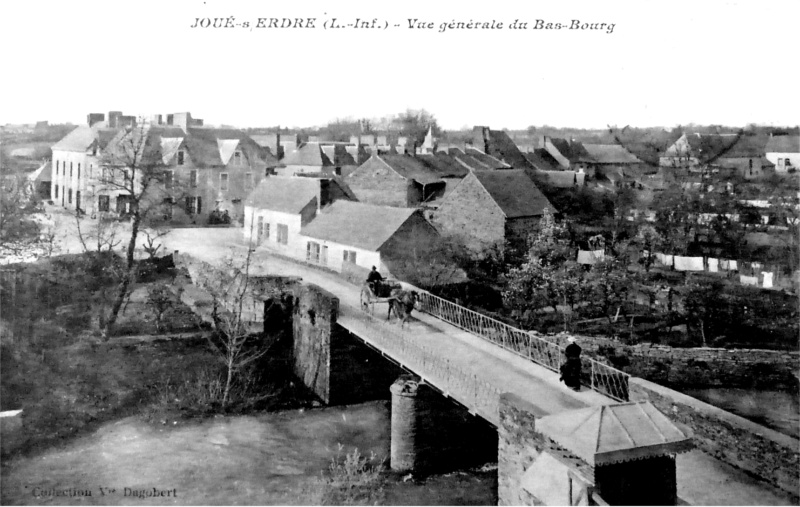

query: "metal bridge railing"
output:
415 291 630 402
340 303 502 425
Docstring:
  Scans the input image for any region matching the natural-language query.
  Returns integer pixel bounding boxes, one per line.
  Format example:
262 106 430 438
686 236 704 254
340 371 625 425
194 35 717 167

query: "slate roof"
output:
474 170 554 218
535 402 694 466
719 135 769 159
321 144 357 166
415 153 471 178
480 129 534 169
377 155 444 185
30 161 51 183
524 151 562 171
52 122 119 152
463 147 512 169
765 135 800 153
276 141 333 167
300 201 418 251
583 144 642 164
102 126 272 169
549 138 594 163
244 176 319 213
184 127 272 168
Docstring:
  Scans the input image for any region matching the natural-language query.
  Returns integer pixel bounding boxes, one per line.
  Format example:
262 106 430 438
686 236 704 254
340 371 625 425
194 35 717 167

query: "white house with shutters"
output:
242 176 353 257
298 200 440 275
765 135 800 174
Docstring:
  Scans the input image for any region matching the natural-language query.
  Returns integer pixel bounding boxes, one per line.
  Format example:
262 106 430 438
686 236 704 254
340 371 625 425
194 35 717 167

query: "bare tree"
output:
200 213 272 407
93 121 184 333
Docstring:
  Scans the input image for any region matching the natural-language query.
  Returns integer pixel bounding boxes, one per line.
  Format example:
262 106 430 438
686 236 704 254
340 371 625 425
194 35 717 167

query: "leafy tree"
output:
683 280 727 346
503 208 579 329
635 224 663 272
651 184 701 255
585 255 632 337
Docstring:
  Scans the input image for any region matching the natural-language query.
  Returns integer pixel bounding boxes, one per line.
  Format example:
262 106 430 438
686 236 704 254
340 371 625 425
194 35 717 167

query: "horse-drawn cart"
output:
360 280 401 316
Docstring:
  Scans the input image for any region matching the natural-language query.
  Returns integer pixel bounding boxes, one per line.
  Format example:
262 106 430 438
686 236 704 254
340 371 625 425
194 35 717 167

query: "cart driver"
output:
367 266 384 294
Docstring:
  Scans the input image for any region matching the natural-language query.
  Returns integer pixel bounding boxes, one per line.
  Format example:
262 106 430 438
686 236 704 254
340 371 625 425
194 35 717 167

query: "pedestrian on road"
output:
560 337 582 391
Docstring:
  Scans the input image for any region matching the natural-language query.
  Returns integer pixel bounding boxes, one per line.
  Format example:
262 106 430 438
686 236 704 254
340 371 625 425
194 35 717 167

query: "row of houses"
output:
44 113 561 275
49 111 279 224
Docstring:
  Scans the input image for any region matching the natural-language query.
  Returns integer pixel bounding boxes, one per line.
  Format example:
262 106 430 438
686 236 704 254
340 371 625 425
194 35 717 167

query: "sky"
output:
1 0 798 130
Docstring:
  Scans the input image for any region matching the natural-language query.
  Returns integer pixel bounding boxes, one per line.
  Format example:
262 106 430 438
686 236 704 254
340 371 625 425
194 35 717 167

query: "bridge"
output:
166 228 708 504
162 228 797 506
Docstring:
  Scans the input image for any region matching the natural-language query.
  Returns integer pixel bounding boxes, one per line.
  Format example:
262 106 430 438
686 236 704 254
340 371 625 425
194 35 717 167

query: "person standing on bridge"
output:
560 337 582 391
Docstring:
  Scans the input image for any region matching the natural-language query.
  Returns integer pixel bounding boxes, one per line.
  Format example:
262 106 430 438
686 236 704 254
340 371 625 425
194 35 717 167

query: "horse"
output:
387 289 419 327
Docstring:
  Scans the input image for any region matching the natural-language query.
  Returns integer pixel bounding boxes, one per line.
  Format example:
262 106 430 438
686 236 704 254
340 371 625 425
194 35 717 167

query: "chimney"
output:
171 112 192 133
108 111 123 128
276 125 282 159
87 113 105 127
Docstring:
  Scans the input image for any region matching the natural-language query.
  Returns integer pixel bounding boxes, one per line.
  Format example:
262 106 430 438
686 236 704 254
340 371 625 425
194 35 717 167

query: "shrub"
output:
316 445 386 506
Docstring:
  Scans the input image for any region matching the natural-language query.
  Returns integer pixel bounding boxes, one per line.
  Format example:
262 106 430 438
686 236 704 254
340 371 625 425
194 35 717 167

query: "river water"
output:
682 387 800 439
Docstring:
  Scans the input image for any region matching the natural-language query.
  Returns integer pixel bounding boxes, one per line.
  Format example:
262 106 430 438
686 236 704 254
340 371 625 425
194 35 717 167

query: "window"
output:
76 191 81 211
234 151 242 166
70 162 73 177
68 188 72 204
56 161 59 175
256 216 264 243
185 196 196 215
101 167 108 182
220 173 229 191
98 195 110 212
245 172 253 188
277 224 289 245
306 241 320 262
89 164 93 179
197 196 202 215
190 170 198 188
55 185 59 198
164 170 174 189
77 163 81 179
163 197 174 220
265 222 270 240
343 250 357 264
177 150 185 166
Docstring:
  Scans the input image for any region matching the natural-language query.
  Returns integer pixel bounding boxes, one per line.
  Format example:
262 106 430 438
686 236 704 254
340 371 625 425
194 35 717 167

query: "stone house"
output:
242 176 352 256
50 114 121 211
431 169 555 251
298 200 440 276
52 111 278 224
764 135 799 174
277 142 335 177
660 133 771 179
345 154 447 207
471 126 536 170
540 136 595 173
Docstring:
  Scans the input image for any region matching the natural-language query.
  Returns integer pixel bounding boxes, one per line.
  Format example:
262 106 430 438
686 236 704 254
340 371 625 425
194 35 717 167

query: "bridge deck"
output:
161 228 797 505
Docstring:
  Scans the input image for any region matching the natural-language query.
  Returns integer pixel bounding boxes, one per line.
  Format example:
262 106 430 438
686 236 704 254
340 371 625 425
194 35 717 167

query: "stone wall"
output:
498 394 595 506
548 333 799 389
345 157 411 207
291 284 337 403
431 173 506 251
630 377 800 496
